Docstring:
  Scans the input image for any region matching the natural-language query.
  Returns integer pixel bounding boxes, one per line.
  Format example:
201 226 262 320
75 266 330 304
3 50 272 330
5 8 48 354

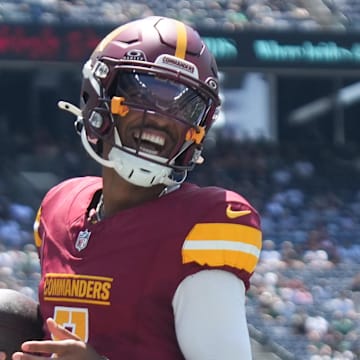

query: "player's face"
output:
114 110 186 159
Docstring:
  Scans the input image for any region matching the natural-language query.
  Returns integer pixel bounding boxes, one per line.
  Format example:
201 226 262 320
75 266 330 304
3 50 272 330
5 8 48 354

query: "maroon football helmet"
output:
68 16 221 187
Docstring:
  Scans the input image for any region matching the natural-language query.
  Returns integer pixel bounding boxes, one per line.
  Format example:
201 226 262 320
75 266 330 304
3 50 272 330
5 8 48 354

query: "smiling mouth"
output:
133 129 166 156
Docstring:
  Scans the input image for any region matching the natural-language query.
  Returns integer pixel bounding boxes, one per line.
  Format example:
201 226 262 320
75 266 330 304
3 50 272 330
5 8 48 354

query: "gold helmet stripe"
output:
175 21 187 59
95 24 129 53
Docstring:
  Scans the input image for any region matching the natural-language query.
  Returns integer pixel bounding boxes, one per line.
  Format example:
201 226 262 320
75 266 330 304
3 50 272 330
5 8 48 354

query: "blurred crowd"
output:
1 134 360 359
0 0 359 31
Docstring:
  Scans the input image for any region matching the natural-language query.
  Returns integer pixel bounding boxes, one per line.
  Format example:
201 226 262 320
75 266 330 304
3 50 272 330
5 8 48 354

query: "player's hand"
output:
12 318 104 360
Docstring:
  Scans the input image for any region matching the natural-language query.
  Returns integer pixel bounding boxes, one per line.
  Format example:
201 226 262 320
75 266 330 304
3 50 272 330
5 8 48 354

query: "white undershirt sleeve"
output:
172 269 252 360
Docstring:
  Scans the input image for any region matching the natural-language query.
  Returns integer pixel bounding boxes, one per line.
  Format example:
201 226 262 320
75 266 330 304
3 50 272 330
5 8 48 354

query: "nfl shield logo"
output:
75 229 91 251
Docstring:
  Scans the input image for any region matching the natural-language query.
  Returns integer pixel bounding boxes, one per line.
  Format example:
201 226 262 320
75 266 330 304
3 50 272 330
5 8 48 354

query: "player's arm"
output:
172 269 252 360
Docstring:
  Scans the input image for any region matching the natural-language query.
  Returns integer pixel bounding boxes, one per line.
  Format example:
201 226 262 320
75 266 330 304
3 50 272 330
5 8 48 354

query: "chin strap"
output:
58 100 82 117
58 100 85 135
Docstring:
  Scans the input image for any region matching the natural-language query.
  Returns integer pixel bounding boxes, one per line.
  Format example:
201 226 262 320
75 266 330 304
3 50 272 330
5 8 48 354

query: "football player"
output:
13 16 262 360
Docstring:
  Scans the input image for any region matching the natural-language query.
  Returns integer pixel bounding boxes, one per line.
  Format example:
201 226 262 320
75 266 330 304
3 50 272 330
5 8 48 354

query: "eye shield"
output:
113 71 211 126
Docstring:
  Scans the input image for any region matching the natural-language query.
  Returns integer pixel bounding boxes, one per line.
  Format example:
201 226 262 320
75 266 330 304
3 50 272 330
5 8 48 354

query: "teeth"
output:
139 146 158 155
135 131 165 146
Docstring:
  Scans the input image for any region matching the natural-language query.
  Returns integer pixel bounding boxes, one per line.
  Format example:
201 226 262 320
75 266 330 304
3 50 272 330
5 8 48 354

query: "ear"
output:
0 351 7 360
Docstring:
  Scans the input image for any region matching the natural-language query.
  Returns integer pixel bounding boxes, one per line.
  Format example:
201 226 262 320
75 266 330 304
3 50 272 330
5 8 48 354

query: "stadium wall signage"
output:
0 24 359 74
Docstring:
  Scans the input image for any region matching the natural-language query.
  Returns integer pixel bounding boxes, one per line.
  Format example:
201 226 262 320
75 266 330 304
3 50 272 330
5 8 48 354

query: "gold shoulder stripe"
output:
182 223 262 273
33 207 42 248
185 223 261 247
175 20 187 59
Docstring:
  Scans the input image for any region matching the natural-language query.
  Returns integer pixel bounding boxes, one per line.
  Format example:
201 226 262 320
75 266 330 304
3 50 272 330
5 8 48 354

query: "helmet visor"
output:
114 71 210 126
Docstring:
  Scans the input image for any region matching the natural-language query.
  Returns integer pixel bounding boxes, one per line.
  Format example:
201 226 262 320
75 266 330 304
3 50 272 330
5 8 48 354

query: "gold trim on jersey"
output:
33 207 42 248
182 223 262 273
43 273 113 306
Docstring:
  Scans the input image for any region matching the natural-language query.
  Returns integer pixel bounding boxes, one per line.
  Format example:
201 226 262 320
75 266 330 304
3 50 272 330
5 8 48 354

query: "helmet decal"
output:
154 54 199 78
205 77 219 92
93 61 110 79
123 50 147 61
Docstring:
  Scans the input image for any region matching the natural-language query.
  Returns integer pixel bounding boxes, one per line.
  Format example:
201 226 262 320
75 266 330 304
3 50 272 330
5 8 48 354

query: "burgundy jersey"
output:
33 176 262 359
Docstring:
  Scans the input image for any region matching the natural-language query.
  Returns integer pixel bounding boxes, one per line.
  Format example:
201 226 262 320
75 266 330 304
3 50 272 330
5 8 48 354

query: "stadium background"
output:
0 1 360 359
